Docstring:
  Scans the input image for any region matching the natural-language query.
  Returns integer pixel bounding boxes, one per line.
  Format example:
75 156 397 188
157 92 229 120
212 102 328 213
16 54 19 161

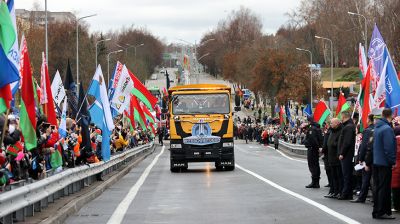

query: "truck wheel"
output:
225 164 235 171
215 162 223 171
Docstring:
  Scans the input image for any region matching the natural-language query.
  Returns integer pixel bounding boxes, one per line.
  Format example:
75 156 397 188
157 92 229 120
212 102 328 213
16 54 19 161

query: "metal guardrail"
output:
279 140 307 156
0 143 155 223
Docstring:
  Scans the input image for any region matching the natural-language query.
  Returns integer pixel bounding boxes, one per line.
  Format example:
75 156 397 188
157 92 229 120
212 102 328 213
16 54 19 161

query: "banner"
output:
51 70 66 106
111 65 134 114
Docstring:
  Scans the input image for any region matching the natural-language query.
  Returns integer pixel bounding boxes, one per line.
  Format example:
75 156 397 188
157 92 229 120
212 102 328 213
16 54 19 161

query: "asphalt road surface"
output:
65 141 399 224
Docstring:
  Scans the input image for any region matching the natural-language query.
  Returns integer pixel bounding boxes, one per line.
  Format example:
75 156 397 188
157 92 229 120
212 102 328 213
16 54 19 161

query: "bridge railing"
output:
0 143 155 223
278 140 307 156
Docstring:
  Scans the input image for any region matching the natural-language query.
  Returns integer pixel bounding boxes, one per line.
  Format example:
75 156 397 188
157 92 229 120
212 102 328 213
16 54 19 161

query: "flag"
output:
279 106 285 126
78 83 92 153
51 70 66 107
360 61 372 130
108 61 123 117
40 52 57 126
336 92 350 118
131 95 147 130
141 102 156 124
58 96 67 138
359 43 368 77
382 47 400 115
368 24 386 79
303 104 312 117
19 38 37 150
373 58 386 110
110 65 134 114
128 69 158 110
285 103 294 127
6 0 20 95
0 84 12 113
314 101 330 126
50 150 63 170
0 1 19 89
88 65 115 161
64 59 78 118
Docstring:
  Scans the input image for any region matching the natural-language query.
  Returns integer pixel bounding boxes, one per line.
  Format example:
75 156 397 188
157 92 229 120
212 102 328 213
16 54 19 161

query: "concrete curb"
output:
39 145 156 224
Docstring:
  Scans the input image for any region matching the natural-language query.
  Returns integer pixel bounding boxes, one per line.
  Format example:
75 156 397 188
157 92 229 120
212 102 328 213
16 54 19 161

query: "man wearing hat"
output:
304 116 323 188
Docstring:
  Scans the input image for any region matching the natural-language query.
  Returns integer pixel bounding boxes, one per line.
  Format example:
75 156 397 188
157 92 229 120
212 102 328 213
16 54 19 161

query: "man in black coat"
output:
351 114 374 203
325 118 343 198
304 116 323 188
337 111 356 200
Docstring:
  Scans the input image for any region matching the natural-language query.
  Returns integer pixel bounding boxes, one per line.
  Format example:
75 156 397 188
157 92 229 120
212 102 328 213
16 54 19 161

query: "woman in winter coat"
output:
392 126 400 211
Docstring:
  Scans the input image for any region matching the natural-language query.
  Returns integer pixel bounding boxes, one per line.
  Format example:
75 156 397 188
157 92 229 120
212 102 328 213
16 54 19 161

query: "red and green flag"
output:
279 105 286 127
360 61 372 131
336 92 350 118
131 95 147 131
40 52 57 126
0 84 12 114
19 37 37 150
314 101 330 126
128 70 158 110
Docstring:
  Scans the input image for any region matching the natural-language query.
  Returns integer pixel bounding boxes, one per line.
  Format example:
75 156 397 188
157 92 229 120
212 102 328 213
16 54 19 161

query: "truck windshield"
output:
172 93 230 115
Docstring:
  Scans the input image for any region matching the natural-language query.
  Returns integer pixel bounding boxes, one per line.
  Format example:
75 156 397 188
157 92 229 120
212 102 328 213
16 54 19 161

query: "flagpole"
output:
75 80 92 120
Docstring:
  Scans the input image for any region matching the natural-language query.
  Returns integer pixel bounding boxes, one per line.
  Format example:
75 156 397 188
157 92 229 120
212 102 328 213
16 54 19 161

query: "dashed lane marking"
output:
107 145 165 224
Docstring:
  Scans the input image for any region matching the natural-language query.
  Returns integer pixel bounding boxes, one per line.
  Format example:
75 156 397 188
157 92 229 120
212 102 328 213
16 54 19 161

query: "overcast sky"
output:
16 0 301 44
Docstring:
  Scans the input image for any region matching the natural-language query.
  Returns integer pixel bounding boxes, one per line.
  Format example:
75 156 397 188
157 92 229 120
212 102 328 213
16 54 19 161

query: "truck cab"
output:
168 84 235 172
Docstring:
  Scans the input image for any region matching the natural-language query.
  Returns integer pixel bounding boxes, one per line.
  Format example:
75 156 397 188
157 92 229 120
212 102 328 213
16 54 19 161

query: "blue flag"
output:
88 65 115 161
285 103 294 127
303 104 312 117
368 24 386 78
381 47 400 115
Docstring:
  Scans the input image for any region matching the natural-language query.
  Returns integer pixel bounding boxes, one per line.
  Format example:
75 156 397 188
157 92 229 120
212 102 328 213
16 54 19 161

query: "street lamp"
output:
296 48 313 107
315 35 333 110
196 53 210 83
133 43 144 60
348 11 368 55
44 0 48 65
107 49 123 87
76 13 97 86
198 53 210 61
95 38 111 68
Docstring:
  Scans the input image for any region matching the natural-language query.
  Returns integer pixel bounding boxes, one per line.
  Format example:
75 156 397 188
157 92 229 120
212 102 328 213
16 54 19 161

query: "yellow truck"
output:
168 84 235 172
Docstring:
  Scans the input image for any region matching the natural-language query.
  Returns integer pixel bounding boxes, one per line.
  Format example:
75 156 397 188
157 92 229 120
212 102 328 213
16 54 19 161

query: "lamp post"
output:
348 11 368 55
107 50 123 87
196 53 210 83
133 43 145 60
95 38 111 68
296 48 313 107
315 35 333 109
76 14 96 86
44 0 48 65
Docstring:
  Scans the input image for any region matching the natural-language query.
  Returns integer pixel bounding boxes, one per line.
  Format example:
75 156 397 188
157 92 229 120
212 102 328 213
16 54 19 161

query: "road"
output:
65 141 398 224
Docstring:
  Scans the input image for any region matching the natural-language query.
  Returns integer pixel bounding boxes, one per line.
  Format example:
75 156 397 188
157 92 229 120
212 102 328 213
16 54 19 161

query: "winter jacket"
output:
373 118 396 167
327 124 342 166
304 121 323 149
392 136 400 188
358 124 374 162
338 119 356 158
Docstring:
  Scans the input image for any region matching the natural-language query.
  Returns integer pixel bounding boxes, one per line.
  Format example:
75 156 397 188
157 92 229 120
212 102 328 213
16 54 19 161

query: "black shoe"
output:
375 214 396 220
350 198 365 203
324 184 330 188
305 183 320 188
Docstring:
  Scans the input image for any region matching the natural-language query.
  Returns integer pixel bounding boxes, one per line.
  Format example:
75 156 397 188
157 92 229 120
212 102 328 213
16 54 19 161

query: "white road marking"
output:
236 164 360 224
266 146 308 164
107 145 165 224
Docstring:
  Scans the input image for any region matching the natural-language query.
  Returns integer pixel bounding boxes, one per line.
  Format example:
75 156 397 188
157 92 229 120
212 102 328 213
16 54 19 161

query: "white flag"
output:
59 96 68 138
51 70 66 106
372 58 387 110
110 65 134 114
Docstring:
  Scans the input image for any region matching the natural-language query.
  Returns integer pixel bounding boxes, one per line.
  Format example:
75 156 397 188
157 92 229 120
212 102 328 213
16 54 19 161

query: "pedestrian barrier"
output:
278 140 307 156
0 143 155 223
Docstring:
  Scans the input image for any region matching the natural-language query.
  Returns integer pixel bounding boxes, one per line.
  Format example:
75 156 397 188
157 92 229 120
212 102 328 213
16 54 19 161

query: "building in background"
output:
16 9 75 27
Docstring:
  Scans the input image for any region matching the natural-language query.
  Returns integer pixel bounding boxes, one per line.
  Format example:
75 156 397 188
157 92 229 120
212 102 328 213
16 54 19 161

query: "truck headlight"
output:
223 142 234 147
171 144 182 149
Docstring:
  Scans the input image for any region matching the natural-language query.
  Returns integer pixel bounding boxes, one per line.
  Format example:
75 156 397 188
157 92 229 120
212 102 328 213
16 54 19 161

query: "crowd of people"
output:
303 109 400 220
0 112 154 190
